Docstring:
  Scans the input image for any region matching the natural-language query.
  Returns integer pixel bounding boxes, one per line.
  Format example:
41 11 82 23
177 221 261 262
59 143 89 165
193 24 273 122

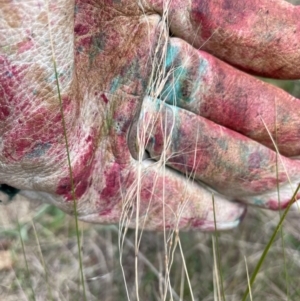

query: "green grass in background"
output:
2 198 300 300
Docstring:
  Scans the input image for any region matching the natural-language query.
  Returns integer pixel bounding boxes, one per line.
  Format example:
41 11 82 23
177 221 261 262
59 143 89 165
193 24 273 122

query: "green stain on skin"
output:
239 142 252 164
165 43 180 70
89 33 106 67
216 137 229 151
161 65 188 105
109 58 146 95
198 59 208 75
110 77 120 93
160 43 208 105
161 44 186 104
253 198 265 206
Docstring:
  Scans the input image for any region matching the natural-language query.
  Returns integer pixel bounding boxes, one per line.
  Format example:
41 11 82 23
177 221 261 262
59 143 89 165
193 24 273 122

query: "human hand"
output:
1 0 300 231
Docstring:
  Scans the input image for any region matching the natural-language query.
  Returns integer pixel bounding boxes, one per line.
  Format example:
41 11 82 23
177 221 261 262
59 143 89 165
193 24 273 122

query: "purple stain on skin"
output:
56 132 96 201
74 24 89 36
90 33 106 56
248 152 262 169
101 93 109 104
191 218 207 228
99 207 113 217
267 192 300 210
100 163 122 202
25 142 51 159
0 106 10 120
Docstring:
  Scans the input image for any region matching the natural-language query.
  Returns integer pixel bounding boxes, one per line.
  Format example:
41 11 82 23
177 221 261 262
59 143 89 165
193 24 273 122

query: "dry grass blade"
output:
46 2 87 300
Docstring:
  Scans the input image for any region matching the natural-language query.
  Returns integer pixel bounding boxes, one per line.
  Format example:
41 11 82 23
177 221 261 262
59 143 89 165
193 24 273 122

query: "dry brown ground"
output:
1 177 300 300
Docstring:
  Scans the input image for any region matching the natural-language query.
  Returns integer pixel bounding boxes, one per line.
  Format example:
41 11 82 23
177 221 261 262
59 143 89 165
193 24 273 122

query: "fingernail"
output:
215 218 241 230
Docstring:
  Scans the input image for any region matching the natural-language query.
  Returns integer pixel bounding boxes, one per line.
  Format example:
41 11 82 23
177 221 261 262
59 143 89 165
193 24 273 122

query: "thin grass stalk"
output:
179 260 185 301
31 220 54 301
17 221 36 301
244 256 253 301
212 195 226 301
241 183 300 301
47 10 87 299
212 238 221 301
274 99 290 300
51 58 87 301
178 237 195 301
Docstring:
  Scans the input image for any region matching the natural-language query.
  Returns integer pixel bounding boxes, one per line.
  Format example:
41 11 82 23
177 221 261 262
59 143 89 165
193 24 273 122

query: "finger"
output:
146 0 300 79
132 96 300 209
238 184 300 210
158 38 300 157
19 158 246 231
128 161 246 231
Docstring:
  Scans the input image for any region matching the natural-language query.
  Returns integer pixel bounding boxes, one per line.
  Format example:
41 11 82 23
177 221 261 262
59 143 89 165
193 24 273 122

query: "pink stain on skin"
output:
189 0 300 78
140 98 300 198
100 163 122 203
56 132 96 200
100 93 109 104
267 193 300 210
196 56 300 156
0 56 75 161
2 96 74 161
74 23 89 36
3 109 59 160
0 57 25 124
17 38 34 54
0 106 9 120
190 0 255 41
147 0 300 79
0 59 48 160
159 38 300 156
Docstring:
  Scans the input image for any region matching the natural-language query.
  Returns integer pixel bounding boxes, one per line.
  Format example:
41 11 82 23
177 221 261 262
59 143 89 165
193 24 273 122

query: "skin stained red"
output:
0 106 9 120
148 0 300 79
0 56 73 161
151 126 165 156
56 131 97 200
78 36 92 49
142 99 300 198
17 38 34 54
245 173 291 194
190 2 214 41
100 93 109 104
0 66 11 121
190 218 207 228
74 23 89 36
100 162 122 202
0 56 26 124
2 95 73 161
160 41 300 156
266 193 300 210
5 112 62 160
69 2 158 211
